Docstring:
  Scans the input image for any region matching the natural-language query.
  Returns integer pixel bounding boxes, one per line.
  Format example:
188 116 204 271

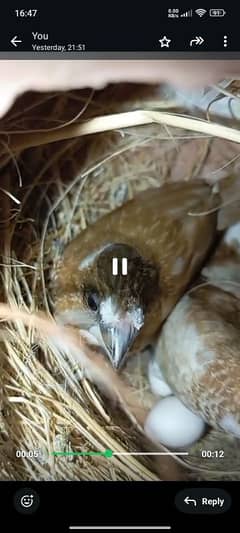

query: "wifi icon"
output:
195 8 207 17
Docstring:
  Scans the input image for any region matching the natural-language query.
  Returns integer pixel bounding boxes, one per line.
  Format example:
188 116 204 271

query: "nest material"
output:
0 82 240 481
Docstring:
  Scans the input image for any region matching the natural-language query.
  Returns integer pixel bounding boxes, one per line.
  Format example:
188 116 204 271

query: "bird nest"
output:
0 81 240 481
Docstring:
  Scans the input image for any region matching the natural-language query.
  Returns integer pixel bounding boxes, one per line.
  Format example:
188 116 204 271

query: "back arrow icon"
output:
11 36 22 47
190 36 204 46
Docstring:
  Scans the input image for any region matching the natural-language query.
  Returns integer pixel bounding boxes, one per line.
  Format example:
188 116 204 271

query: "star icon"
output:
159 36 171 48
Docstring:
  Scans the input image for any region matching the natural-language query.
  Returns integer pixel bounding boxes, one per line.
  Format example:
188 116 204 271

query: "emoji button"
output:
13 488 40 515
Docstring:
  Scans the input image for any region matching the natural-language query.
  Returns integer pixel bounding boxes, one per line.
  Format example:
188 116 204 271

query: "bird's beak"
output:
99 322 138 369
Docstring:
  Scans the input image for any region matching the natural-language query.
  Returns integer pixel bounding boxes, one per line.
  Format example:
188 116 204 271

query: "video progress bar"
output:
69 527 171 530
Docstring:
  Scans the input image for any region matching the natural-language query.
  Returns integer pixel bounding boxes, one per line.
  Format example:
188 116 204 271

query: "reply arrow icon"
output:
184 496 197 506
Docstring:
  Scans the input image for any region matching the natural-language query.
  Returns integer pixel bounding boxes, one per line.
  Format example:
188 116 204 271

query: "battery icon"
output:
209 9 226 17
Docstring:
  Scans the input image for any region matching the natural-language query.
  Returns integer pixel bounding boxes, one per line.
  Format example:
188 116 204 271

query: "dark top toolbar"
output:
0 6 240 58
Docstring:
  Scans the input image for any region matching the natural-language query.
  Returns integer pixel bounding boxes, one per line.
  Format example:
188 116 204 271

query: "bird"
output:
149 221 240 439
52 180 219 370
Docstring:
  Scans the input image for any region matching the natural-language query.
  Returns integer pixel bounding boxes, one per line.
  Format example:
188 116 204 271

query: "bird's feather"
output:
52 180 220 360
154 221 240 436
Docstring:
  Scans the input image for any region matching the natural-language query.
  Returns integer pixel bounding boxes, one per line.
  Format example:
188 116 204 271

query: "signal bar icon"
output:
112 257 128 276
181 9 193 18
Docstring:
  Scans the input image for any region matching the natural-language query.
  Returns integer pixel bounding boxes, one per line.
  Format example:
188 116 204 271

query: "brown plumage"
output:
52 180 219 368
151 222 240 437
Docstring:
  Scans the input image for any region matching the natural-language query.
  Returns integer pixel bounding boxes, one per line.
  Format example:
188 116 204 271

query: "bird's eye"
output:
86 291 100 312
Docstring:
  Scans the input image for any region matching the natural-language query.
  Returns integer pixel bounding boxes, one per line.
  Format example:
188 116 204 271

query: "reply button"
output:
175 488 231 514
202 497 225 508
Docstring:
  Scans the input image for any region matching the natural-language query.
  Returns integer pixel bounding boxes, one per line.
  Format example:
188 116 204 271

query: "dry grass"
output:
0 82 240 481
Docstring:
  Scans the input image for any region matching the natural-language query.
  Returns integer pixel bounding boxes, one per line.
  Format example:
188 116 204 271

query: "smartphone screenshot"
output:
0 5 239 531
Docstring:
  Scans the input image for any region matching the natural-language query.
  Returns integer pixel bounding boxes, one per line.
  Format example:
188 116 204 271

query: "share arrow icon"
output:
190 36 204 46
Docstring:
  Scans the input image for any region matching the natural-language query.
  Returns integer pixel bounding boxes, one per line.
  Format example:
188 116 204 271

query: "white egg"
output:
144 396 206 449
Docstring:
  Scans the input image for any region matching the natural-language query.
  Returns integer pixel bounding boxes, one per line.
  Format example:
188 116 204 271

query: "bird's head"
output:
56 243 159 369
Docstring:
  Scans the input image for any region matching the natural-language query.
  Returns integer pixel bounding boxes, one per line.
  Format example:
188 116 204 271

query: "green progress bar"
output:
52 449 113 458
52 449 189 457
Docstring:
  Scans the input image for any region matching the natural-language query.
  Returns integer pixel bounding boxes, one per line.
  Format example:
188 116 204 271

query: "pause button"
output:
112 257 128 276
